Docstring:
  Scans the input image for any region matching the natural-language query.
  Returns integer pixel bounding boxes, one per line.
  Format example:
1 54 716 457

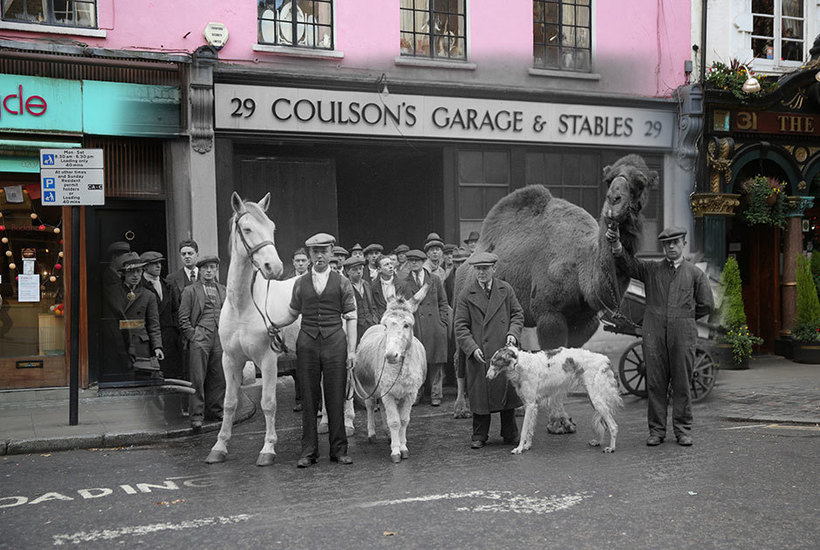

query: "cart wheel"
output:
690 346 717 402
618 340 647 398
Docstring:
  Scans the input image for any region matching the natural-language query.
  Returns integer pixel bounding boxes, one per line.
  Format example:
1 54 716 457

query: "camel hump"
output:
488 185 553 217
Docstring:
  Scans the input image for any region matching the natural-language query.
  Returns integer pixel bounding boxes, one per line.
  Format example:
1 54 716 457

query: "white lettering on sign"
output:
214 85 676 149
39 148 105 206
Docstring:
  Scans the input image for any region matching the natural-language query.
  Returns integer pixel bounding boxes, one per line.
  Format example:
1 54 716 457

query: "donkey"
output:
352 284 429 463
206 192 299 466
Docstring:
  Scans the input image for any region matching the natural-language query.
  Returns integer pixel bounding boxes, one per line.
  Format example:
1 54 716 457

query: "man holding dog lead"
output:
607 225 714 447
454 252 524 448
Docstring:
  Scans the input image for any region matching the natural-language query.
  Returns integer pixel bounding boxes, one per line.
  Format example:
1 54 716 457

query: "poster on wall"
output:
18 274 40 302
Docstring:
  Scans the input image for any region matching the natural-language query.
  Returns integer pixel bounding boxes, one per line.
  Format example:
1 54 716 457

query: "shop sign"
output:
0 74 82 133
214 85 675 149
728 110 817 135
82 81 181 137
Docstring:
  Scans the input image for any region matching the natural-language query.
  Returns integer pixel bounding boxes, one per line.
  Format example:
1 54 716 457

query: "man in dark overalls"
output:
609 226 714 447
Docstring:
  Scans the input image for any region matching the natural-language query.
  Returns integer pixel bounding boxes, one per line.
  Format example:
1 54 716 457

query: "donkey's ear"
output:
408 282 430 312
258 192 271 212
231 192 243 214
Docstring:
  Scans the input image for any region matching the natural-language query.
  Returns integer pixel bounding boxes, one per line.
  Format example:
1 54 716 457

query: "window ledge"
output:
529 67 601 80
0 20 105 37
394 56 476 70
253 44 344 59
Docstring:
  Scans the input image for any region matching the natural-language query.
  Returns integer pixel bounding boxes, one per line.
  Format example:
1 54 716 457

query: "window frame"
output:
257 0 336 51
750 0 806 70
0 0 97 29
400 0 468 61
532 0 593 73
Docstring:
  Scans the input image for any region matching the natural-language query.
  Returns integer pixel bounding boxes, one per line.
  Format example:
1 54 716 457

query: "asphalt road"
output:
2 395 818 549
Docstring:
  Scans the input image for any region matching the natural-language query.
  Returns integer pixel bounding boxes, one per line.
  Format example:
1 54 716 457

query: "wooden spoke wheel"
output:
690 346 717 402
618 340 647 398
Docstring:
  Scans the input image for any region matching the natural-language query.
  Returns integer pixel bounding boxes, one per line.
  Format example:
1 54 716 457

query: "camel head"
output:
601 154 658 225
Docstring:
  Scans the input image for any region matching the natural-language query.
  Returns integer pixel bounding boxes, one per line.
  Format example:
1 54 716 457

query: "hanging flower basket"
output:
740 175 786 229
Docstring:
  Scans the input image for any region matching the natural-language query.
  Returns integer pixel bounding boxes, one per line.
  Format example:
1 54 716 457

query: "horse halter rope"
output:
351 330 408 402
234 210 287 354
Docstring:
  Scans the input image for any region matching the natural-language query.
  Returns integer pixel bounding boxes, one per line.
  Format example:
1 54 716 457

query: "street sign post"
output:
40 148 105 426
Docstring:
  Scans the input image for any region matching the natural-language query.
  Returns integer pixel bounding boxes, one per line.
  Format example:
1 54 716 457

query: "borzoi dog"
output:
487 345 622 454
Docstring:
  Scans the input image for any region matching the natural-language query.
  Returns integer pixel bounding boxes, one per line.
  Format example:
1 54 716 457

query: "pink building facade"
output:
0 1 697 388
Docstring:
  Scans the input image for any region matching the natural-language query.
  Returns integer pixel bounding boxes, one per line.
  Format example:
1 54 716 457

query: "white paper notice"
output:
18 274 40 302
23 259 35 275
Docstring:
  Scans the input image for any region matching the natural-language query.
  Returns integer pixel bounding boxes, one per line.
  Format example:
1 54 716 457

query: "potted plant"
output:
790 254 820 364
713 257 762 369
740 175 787 229
704 60 778 100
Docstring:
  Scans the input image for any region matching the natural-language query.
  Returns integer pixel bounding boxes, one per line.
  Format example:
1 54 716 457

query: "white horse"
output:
353 284 429 463
206 192 298 466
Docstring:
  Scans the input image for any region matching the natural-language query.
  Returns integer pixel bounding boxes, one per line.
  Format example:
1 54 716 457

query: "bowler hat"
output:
463 231 480 244
363 243 383 255
393 244 410 254
196 255 220 268
405 249 426 261
305 233 336 248
343 256 365 269
443 243 457 253
140 251 164 264
467 251 498 267
657 226 687 242
107 241 131 256
333 246 349 257
119 252 145 271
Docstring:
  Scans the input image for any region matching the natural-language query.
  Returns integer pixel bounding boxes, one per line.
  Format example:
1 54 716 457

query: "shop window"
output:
1 0 96 28
400 0 467 60
752 0 804 65
258 0 334 50
533 0 592 72
457 150 509 238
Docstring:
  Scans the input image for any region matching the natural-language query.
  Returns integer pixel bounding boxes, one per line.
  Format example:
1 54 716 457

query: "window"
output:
400 0 466 60
533 0 592 72
1 0 96 28
258 0 334 50
752 0 804 64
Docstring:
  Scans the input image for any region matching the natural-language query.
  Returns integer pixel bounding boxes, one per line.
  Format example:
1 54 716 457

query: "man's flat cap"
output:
393 244 410 254
350 243 363 252
140 251 164 264
443 243 457 253
425 232 442 243
107 241 131 256
363 243 383 254
343 256 365 268
467 252 498 266
657 226 687 242
424 239 444 251
332 246 349 257
453 247 470 262
119 252 145 271
463 231 480 244
405 249 427 261
305 233 336 247
196 255 220 268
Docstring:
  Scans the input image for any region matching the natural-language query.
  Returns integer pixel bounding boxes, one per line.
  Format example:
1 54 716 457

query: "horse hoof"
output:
256 452 276 467
400 449 409 460
390 453 401 464
368 435 376 444
205 450 227 464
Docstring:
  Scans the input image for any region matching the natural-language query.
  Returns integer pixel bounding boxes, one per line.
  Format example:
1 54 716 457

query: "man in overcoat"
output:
178 255 227 430
399 249 450 406
454 252 524 448
608 226 714 447
140 251 181 379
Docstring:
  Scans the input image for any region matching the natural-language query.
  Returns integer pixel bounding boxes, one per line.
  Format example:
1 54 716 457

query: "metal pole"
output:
69 205 80 426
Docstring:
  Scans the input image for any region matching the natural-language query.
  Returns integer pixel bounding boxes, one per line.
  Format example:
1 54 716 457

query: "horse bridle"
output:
350 329 409 402
233 210 287 354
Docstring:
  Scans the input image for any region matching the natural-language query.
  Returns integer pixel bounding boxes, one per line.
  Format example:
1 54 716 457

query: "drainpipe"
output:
700 0 708 82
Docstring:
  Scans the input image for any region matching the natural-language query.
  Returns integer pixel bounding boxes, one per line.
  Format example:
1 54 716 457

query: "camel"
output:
454 154 657 433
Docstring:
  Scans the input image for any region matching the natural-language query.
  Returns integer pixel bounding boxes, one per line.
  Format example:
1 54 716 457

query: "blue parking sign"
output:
43 178 56 190
42 154 55 166
43 191 56 203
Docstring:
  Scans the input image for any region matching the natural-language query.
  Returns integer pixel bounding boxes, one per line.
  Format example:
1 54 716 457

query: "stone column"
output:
781 196 815 336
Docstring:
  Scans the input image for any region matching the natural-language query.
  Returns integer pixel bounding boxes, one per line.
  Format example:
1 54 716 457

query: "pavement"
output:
1 329 818 456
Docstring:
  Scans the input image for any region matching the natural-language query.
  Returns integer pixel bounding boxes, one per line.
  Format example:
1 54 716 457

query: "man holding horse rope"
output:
280 233 358 468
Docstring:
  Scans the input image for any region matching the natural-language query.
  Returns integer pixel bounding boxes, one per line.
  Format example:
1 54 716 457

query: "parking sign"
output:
39 148 105 206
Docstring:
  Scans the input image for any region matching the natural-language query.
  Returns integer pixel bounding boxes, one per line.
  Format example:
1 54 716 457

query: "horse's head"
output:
230 192 283 280
602 154 658 225
486 345 519 380
381 283 429 364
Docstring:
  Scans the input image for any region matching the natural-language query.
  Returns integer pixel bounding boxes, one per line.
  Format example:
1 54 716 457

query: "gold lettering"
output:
736 111 758 131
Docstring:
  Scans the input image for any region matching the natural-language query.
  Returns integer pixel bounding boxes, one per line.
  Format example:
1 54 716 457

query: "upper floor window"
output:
258 0 334 50
1 0 96 28
752 0 804 64
533 0 591 72
400 0 466 60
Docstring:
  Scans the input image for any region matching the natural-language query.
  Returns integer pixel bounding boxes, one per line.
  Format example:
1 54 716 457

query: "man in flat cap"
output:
363 243 383 283
279 233 357 467
333 246 349 266
454 252 524 448
371 254 398 321
607 225 713 447
141 251 182 379
178 255 226 431
393 244 411 280
463 231 480 254
344 256 379 344
423 233 446 280
350 243 364 260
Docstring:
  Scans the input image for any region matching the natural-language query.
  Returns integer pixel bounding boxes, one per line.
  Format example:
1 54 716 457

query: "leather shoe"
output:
431 399 441 407
330 455 353 465
677 435 693 446
191 420 202 433
470 440 486 449
646 435 664 446
293 403 303 412
296 457 317 468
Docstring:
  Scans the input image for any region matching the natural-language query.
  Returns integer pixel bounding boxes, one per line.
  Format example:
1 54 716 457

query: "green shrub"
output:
810 251 820 299
792 254 820 342
718 257 762 363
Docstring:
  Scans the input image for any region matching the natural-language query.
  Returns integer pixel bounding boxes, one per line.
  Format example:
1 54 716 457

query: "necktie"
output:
190 269 197 283
414 273 421 287
483 283 491 299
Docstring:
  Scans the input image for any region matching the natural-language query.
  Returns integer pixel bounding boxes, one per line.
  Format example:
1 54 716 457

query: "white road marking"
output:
719 423 820 432
358 490 591 515
52 514 254 545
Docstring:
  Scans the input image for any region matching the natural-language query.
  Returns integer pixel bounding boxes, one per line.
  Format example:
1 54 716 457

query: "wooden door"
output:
739 225 780 353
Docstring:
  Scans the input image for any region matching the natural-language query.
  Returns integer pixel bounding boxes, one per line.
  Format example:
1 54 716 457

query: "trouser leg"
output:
644 336 670 437
321 330 349 458
204 340 225 418
187 343 208 421
472 413 491 442
499 408 519 441
297 332 322 460
428 362 444 401
670 328 696 437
